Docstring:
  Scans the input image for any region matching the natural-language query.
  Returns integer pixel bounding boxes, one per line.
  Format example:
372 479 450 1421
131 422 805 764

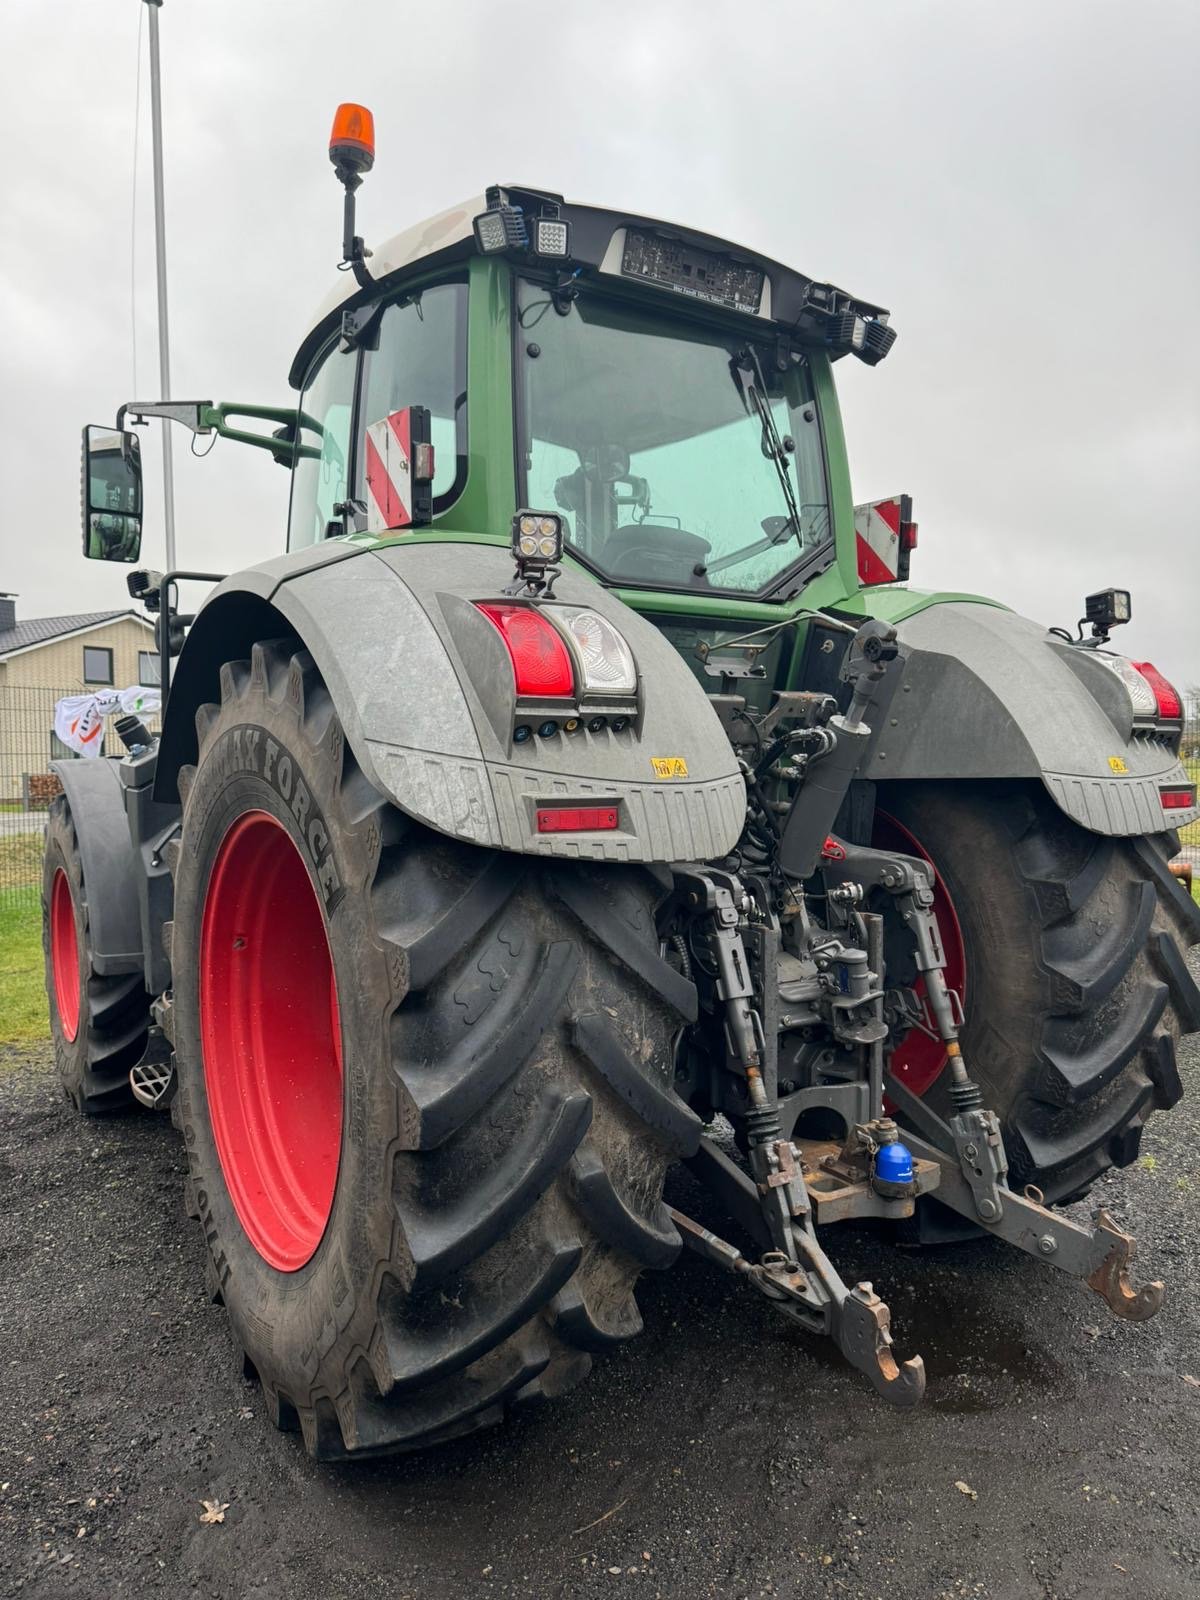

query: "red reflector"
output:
476 603 574 698
1132 660 1183 720
536 806 620 833
901 520 918 551
1161 787 1196 811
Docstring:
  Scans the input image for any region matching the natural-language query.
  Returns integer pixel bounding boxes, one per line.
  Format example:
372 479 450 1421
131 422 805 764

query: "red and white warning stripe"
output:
365 409 434 533
854 495 915 586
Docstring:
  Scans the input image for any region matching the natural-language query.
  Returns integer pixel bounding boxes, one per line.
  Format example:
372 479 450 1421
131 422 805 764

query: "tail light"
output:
544 606 638 696
1131 661 1183 721
1160 786 1196 811
475 603 574 698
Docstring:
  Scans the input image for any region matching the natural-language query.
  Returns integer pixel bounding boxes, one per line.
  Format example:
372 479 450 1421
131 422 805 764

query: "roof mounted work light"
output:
473 188 571 258
473 186 529 254
859 318 897 366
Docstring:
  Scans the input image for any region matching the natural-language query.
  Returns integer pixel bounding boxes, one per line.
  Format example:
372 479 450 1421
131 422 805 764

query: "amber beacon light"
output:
329 103 375 175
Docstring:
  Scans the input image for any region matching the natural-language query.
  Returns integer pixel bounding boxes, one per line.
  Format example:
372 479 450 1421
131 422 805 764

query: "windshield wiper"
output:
731 348 803 550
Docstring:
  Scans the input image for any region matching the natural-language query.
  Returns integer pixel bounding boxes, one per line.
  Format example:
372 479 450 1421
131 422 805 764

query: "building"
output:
0 593 157 801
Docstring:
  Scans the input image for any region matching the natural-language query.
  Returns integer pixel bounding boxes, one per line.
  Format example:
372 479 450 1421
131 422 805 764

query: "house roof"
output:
0 609 154 660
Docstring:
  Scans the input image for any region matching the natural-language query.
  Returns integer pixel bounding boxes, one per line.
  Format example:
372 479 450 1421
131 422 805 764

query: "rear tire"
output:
878 781 1200 1202
169 641 698 1459
42 794 148 1114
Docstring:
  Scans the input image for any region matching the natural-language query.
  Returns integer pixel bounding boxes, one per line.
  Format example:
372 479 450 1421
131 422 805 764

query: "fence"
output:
0 682 1196 913
0 684 161 912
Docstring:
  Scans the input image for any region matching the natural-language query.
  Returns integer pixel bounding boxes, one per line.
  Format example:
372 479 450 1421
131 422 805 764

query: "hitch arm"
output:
669 1194 926 1408
887 1077 1164 1323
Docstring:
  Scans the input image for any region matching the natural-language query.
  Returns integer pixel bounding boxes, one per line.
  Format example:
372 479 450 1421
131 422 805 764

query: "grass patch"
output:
0 831 43 895
0 892 47 1047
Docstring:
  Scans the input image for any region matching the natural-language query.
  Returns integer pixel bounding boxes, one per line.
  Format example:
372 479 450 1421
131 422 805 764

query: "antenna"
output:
143 0 176 570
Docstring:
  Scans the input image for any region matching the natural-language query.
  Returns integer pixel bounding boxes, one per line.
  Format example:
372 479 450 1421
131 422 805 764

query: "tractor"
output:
48 104 1200 1458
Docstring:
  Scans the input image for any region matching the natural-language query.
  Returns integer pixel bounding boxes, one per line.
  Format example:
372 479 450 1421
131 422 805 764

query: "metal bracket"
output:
947 1103 1008 1224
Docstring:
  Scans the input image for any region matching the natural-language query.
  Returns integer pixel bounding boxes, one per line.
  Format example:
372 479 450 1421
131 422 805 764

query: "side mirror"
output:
81 425 143 562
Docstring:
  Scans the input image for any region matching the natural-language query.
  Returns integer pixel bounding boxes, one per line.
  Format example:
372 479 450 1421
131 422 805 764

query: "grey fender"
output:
51 758 143 975
155 539 746 862
874 602 1198 836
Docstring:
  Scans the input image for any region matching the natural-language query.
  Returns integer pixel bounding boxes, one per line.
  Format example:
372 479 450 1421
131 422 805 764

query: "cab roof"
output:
290 186 893 388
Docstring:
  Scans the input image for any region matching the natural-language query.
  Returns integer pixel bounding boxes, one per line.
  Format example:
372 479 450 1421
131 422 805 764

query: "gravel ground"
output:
2 954 1198 1600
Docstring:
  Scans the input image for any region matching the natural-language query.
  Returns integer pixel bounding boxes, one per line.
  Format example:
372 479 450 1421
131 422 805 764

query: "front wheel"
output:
877 781 1200 1202
42 795 148 1114
168 641 698 1459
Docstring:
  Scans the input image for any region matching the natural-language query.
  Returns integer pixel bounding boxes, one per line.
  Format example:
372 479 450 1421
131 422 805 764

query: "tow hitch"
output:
669 841 1164 1408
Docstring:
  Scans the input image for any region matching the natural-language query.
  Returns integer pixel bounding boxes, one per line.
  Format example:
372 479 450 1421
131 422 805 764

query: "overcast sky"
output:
2 0 1197 690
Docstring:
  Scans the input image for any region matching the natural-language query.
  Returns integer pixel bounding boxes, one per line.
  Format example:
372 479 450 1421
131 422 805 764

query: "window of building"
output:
138 649 161 686
83 645 114 685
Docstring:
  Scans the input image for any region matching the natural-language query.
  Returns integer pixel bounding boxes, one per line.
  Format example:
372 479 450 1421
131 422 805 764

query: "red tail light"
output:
536 806 619 833
1131 661 1182 720
476 603 574 698
1160 787 1196 811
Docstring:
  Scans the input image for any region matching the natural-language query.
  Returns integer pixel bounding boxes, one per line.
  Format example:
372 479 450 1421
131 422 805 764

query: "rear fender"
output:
876 602 1197 837
154 540 746 862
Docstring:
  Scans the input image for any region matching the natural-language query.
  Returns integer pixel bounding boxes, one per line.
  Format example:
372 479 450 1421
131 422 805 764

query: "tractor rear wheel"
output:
877 781 1200 1202
42 794 148 1114
168 640 697 1459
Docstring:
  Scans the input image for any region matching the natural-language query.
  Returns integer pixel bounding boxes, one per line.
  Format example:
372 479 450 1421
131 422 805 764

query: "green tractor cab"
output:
49 107 1199 1457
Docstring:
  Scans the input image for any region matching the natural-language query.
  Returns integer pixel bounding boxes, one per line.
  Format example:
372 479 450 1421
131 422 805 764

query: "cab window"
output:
359 279 468 511
288 341 356 549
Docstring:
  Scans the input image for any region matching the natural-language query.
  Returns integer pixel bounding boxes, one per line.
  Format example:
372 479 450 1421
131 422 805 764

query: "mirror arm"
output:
200 403 303 468
116 400 301 468
116 400 213 434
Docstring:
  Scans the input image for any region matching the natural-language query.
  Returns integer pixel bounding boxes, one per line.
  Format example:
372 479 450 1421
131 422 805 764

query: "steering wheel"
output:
600 524 712 579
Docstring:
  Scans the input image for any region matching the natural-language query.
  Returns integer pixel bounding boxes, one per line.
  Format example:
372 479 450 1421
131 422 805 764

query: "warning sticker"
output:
651 757 689 780
1108 755 1129 774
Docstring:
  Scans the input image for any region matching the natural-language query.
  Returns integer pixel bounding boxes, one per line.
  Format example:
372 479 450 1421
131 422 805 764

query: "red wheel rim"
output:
50 869 81 1043
873 809 967 1098
200 811 343 1272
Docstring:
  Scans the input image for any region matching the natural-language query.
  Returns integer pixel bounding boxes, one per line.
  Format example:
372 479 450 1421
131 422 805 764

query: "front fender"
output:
156 539 745 862
50 758 143 975
876 601 1197 836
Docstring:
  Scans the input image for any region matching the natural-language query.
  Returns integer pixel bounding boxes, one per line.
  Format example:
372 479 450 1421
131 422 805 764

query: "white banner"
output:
53 686 163 758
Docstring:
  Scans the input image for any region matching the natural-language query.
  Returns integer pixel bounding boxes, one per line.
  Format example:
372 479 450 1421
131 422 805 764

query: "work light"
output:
473 204 528 254
532 216 571 258
860 319 898 365
512 510 564 566
1085 588 1132 637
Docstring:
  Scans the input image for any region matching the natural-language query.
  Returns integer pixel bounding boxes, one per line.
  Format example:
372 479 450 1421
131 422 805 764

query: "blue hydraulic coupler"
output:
873 1138 916 1198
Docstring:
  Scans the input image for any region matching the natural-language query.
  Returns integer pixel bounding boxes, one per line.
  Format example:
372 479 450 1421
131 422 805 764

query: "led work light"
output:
513 511 564 566
1085 588 1132 632
532 215 571 257
473 204 528 254
473 189 571 258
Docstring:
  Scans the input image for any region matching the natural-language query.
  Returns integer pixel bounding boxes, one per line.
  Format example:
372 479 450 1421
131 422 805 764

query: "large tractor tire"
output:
42 794 148 1114
168 640 697 1460
877 781 1200 1203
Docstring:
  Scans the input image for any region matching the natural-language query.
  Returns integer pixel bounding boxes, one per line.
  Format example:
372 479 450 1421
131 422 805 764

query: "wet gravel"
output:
1 952 1198 1600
